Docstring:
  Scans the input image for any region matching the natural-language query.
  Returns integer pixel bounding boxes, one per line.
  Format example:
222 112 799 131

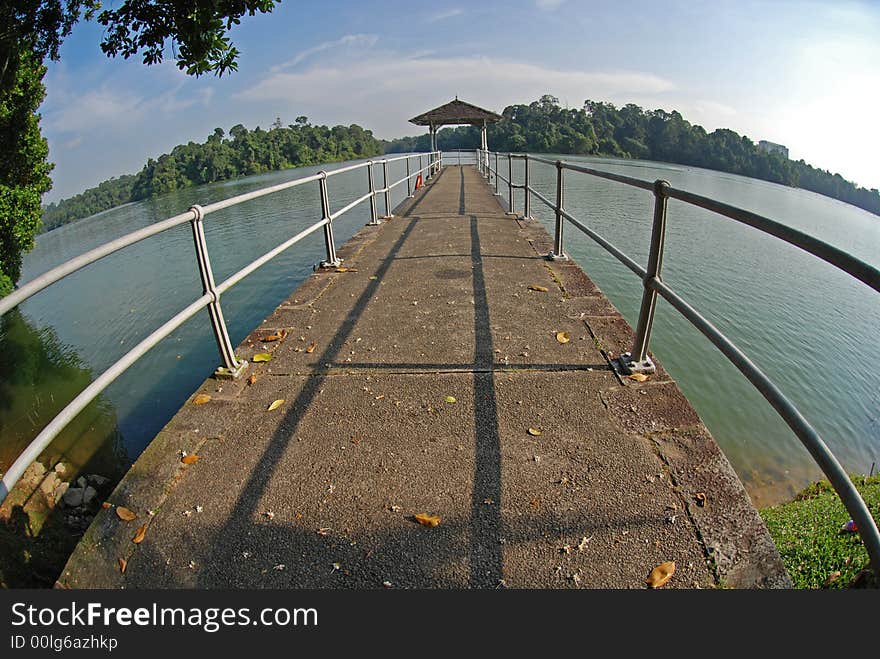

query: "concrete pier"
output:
59 165 789 589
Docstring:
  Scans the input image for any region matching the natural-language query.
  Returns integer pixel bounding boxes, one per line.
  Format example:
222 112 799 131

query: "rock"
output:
62 487 85 508
22 461 47 483
82 486 97 506
39 472 60 499
87 474 110 487
54 462 67 475
54 481 70 505
76 476 87 488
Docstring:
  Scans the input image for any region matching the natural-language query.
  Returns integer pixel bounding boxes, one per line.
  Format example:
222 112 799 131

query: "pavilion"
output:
409 98 503 167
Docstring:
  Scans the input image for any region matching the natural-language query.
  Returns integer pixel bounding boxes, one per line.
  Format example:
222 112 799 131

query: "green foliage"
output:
385 95 880 216
0 49 53 286
0 1 281 295
42 120 384 228
760 475 880 588
97 1 280 76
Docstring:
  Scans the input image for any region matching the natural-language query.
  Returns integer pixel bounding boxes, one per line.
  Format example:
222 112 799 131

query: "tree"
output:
0 50 52 295
0 1 280 297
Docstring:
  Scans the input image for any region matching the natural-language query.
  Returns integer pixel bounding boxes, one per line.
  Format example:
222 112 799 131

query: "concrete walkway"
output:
59 166 789 589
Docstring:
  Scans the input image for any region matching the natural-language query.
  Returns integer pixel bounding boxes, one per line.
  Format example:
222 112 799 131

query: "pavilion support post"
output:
480 121 488 177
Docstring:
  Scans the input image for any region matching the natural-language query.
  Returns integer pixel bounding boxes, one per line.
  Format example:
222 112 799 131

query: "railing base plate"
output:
547 252 568 261
614 352 656 375
214 360 249 380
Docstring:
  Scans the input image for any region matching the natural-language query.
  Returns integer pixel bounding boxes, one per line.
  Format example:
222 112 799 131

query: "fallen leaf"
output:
555 331 570 344
247 374 258 386
181 454 200 465
118 558 127 574
414 513 441 528
335 267 358 273
305 343 317 354
267 399 285 411
369 276 378 280
252 353 272 363
646 561 676 588
445 396 457 404
132 524 147 544
102 502 112 510
528 285 549 292
317 527 331 536
694 492 707 507
116 507 137 522
627 373 649 382
528 427 543 437
825 571 841 586
192 394 211 405
577 536 593 552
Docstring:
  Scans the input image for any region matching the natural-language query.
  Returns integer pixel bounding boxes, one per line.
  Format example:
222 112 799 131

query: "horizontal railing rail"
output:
480 148 880 575
0 151 441 505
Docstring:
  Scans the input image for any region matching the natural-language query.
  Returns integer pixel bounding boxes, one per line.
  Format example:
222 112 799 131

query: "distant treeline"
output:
385 95 880 217
41 119 383 231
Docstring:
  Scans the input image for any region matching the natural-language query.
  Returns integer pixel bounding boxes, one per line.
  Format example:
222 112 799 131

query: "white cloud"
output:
237 52 675 138
428 9 464 22
271 34 379 72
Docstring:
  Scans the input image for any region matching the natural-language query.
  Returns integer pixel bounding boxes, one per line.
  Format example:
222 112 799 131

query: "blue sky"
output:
41 0 880 201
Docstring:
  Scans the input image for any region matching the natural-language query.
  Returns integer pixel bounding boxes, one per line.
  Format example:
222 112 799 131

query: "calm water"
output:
3 154 878 506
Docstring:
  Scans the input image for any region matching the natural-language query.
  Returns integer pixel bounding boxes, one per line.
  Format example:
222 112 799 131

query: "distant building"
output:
758 140 789 159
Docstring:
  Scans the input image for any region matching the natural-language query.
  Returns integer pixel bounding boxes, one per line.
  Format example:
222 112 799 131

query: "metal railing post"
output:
318 173 342 267
620 179 670 374
406 157 412 198
188 204 247 379
367 161 380 225
382 159 393 219
506 154 514 215
494 152 500 194
419 154 424 184
549 161 568 260
524 154 531 219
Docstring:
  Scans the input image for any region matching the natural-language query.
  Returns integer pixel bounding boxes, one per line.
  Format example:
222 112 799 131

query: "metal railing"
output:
0 151 441 505
480 148 880 575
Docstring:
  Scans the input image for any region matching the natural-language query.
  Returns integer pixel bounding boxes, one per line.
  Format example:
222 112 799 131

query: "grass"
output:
759 475 879 589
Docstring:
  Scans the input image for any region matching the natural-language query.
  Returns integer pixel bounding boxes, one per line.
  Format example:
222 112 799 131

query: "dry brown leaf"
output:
132 524 147 544
335 267 358 273
252 353 272 363
102 502 112 509
646 561 675 588
627 373 649 382
116 506 137 522
694 492 707 507
825 571 841 586
247 374 258 386
305 343 317 354
528 427 543 437
262 331 285 342
192 394 211 405
555 331 570 344
118 557 127 574
528 285 549 292
181 454 200 465
414 513 441 528
316 527 331 536
267 399 285 412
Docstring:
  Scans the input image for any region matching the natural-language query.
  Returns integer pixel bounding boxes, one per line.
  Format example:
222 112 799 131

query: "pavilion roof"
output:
409 98 503 127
